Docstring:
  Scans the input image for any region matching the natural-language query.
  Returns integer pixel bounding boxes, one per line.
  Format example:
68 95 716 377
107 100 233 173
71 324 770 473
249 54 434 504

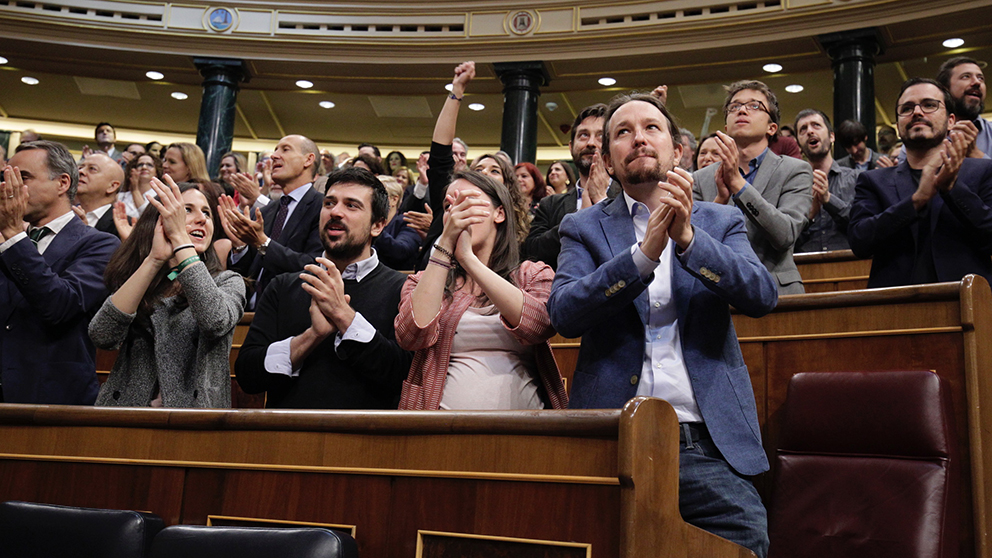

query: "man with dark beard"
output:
793 109 859 252
548 93 777 558
523 103 616 269
936 56 990 159
235 167 412 408
849 78 992 288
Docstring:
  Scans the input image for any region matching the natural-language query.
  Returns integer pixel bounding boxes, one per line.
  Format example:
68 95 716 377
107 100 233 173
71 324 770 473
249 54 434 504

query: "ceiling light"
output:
545 101 559 111
785 84 804 93
598 77 617 87
296 80 314 89
762 63 783 73
943 38 965 49
468 103 485 111
0 56 8 65
21 76 39 85
319 101 335 109
171 91 189 100
445 83 454 92
145 71 164 80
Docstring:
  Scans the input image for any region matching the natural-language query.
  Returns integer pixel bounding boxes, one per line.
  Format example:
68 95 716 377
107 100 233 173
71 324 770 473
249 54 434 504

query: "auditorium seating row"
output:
3 258 991 557
0 500 358 558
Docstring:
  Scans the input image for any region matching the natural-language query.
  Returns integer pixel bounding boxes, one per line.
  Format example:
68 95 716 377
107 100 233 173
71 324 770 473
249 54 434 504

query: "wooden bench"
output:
0 398 754 558
793 249 870 293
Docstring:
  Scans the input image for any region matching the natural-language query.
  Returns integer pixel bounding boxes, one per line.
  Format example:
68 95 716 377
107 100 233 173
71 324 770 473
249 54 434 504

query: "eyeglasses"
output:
896 99 943 117
726 101 768 115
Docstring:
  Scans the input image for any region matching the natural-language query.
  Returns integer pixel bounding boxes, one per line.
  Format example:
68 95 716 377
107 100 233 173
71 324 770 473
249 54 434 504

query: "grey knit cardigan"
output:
90 264 246 408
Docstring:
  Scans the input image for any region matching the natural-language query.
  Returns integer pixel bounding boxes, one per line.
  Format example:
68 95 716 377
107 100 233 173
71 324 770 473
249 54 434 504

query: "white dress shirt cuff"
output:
631 243 660 280
229 243 249 264
0 232 28 254
334 311 375 353
264 337 299 377
413 181 428 199
253 194 271 209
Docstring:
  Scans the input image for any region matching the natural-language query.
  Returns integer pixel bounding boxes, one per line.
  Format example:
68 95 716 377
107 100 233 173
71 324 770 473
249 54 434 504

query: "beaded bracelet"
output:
167 255 201 281
433 243 456 261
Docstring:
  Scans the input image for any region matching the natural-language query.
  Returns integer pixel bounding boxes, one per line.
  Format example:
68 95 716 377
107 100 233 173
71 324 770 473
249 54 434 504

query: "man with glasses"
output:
692 80 813 294
849 78 992 288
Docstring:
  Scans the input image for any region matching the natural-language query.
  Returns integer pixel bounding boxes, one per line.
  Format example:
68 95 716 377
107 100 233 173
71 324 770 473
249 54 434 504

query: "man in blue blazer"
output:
0 141 119 404
850 78 992 288
548 94 778 557
223 135 324 309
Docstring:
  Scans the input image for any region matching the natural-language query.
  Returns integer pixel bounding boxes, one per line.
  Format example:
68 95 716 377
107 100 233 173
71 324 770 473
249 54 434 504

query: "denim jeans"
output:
679 433 769 558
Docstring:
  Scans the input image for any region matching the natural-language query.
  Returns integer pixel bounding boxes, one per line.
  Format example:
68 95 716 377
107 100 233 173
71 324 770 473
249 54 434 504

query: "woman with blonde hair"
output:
163 142 211 184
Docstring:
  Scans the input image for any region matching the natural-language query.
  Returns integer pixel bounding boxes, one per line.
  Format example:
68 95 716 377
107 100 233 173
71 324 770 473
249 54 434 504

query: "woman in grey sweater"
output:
90 177 245 408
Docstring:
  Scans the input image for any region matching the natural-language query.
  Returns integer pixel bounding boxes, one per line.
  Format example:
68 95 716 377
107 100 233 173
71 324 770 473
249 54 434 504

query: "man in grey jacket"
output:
692 80 813 294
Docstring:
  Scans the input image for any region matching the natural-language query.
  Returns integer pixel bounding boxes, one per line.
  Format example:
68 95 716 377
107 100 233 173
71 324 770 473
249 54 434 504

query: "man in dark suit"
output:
222 134 324 309
75 152 122 237
849 78 992 288
836 118 895 171
548 94 778 557
523 103 614 269
235 168 412 409
0 141 120 404
692 80 813 294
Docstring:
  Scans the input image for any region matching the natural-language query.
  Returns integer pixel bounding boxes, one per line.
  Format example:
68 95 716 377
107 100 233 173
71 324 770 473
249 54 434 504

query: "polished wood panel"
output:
794 249 870 293
418 531 591 558
0 399 753 558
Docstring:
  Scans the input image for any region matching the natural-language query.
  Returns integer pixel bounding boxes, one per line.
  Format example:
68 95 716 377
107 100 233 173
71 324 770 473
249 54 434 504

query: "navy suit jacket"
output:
848 158 992 288
230 186 324 293
0 217 119 404
548 194 778 476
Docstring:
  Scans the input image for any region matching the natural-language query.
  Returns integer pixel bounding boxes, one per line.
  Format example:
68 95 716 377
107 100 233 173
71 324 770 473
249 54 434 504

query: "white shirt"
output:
624 193 703 423
263 249 380 377
117 189 154 220
85 203 113 227
0 210 76 255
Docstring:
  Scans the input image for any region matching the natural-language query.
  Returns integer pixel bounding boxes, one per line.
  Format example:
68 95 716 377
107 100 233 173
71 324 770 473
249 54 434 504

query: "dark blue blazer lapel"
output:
602 194 649 324
43 217 84 269
276 186 320 245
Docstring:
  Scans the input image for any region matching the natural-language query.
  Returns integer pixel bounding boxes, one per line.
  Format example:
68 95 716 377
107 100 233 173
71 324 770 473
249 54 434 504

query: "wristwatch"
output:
257 237 271 256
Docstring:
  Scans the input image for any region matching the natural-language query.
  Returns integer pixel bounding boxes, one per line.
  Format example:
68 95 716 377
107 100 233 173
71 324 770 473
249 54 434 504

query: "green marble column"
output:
194 58 250 180
818 29 885 157
493 62 550 165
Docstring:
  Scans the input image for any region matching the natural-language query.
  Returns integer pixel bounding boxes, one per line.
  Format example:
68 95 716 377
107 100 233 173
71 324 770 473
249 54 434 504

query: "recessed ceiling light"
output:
145 71 164 80
762 63 783 73
0 56 8 65
468 103 485 111
171 91 188 100
445 83 454 92
319 101 335 109
785 84 804 93
598 77 617 87
296 79 314 89
943 38 965 49
21 76 39 85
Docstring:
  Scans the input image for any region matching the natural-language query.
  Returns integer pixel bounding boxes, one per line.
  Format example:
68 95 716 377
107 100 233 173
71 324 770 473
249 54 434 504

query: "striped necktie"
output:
28 227 51 246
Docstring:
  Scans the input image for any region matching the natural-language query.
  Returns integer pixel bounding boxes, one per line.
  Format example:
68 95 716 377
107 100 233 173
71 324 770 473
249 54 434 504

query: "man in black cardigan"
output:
235 168 412 409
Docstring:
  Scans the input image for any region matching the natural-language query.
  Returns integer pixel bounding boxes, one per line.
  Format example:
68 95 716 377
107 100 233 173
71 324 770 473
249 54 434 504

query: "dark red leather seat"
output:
768 370 960 558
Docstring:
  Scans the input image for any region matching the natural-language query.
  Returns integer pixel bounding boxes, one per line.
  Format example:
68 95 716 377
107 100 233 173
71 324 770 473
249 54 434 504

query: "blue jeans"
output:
679 432 769 558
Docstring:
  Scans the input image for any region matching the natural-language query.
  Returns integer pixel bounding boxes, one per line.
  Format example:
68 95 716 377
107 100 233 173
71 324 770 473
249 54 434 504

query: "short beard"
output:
320 224 371 262
572 149 596 177
952 96 984 122
902 134 946 151
620 150 669 186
